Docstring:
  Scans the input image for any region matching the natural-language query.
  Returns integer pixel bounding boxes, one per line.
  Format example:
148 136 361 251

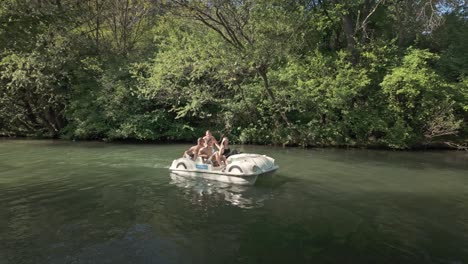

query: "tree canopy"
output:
1 0 467 149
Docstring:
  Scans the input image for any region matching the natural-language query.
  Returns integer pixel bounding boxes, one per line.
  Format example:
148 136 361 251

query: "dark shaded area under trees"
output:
1 0 467 149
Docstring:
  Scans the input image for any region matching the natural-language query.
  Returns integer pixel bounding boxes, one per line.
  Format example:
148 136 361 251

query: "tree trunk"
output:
53 109 66 131
257 67 293 129
122 0 130 54
42 107 59 137
395 3 405 47
22 97 42 127
341 14 358 63
95 0 100 53
330 0 358 62
55 0 62 10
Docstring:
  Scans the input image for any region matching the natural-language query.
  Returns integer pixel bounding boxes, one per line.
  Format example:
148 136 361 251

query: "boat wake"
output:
169 173 270 209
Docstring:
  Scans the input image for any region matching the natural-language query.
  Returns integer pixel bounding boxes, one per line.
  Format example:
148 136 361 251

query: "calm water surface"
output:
1 140 467 264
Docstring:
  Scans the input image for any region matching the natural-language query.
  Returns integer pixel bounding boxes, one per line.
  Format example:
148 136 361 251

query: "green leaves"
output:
381 48 463 147
0 29 75 137
1 0 466 147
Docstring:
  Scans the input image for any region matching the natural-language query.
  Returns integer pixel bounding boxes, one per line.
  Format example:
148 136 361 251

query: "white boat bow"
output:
169 153 279 185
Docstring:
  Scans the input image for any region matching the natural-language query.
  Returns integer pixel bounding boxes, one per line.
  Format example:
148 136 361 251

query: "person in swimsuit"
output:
203 130 218 146
216 137 230 164
198 138 223 166
183 138 204 160
219 137 231 157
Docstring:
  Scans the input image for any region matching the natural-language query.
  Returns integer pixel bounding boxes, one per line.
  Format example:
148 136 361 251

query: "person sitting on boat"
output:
203 130 218 146
219 137 231 158
198 138 224 166
215 137 230 165
183 138 204 160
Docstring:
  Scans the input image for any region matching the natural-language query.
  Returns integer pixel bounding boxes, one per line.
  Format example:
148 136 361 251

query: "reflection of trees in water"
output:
169 173 269 209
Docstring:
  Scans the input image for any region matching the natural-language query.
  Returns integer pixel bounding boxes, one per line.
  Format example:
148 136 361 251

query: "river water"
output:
0 140 467 264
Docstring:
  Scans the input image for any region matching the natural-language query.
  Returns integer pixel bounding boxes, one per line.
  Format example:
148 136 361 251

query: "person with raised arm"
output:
219 137 231 158
198 137 224 166
183 137 204 161
203 130 218 146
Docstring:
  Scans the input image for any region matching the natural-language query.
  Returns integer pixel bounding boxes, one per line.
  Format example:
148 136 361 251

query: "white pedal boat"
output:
169 153 279 185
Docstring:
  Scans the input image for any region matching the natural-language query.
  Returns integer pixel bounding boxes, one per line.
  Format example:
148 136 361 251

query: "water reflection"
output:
169 173 269 209
2 141 468 263
49 223 182 264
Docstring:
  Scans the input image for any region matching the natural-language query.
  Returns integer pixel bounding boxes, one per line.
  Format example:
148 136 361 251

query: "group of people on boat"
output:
183 130 231 166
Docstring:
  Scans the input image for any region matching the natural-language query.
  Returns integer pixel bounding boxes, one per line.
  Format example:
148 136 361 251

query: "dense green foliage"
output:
1 0 467 148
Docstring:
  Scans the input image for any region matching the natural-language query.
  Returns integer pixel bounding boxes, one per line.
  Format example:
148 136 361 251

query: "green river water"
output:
0 139 467 264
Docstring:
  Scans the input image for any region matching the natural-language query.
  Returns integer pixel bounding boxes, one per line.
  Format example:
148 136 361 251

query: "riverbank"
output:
1 135 466 151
